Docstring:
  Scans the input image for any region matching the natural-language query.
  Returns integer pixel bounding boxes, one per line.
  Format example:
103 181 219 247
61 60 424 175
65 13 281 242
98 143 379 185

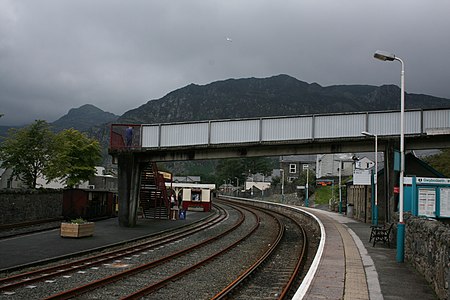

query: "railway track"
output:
1 199 315 300
0 205 228 295
42 204 256 299
210 200 308 299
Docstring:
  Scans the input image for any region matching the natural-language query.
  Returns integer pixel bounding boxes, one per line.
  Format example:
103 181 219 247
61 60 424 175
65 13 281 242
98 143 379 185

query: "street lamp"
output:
305 164 309 207
374 50 405 263
338 160 342 213
280 169 285 202
362 131 378 226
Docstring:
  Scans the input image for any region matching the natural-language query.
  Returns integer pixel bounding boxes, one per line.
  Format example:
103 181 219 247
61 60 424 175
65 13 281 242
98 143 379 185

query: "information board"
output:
439 188 450 217
418 188 436 217
353 169 371 185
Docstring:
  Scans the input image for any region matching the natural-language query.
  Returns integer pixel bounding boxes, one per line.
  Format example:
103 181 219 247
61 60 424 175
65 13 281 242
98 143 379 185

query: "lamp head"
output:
361 131 375 137
374 50 396 61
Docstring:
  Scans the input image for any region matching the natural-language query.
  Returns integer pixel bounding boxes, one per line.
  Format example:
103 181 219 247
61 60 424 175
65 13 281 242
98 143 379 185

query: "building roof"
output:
173 176 201 183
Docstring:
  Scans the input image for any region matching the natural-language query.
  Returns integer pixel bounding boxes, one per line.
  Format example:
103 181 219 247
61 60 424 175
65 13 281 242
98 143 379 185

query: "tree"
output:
45 129 102 187
243 157 274 177
0 120 55 188
424 149 450 177
216 158 244 186
215 157 276 186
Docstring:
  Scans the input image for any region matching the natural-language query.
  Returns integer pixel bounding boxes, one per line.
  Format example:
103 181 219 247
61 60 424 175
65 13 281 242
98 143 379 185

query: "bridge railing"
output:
110 124 142 150
109 108 450 150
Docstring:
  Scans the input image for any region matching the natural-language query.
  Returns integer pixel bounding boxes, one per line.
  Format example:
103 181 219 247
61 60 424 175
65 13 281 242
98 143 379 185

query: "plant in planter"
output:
60 218 95 238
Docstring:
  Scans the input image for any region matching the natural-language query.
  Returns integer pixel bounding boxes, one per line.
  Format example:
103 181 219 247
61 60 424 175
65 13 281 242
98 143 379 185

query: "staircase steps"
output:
139 163 170 219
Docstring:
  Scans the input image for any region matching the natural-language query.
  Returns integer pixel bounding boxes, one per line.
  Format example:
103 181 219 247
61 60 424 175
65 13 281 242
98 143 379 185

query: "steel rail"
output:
0 205 225 292
278 214 308 299
43 205 247 300
213 199 308 299
121 207 266 300
211 219 285 299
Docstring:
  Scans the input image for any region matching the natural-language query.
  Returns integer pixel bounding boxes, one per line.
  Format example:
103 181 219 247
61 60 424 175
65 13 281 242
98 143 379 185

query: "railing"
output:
110 124 142 149
109 108 450 151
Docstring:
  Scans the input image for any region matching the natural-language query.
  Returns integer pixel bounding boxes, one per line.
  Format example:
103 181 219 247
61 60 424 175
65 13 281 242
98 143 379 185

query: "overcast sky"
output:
1 0 450 126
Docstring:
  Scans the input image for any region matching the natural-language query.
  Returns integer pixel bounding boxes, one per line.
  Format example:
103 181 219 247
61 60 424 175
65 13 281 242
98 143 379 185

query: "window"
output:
191 189 202 201
303 164 309 170
289 164 297 174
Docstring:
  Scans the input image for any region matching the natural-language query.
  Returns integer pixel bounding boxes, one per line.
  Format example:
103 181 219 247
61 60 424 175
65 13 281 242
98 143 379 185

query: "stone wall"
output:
0 189 63 225
405 216 450 299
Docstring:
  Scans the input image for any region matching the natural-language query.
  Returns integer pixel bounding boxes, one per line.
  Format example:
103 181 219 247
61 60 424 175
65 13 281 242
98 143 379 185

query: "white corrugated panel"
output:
315 114 365 138
405 111 422 134
368 111 421 135
368 112 399 135
210 119 259 144
261 117 313 141
142 125 159 148
160 122 209 147
423 109 450 130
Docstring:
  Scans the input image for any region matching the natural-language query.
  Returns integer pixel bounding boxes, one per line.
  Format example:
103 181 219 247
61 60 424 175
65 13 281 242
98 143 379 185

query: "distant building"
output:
316 154 354 178
0 168 66 189
355 157 375 170
279 155 316 182
173 176 201 183
87 167 118 191
0 166 117 191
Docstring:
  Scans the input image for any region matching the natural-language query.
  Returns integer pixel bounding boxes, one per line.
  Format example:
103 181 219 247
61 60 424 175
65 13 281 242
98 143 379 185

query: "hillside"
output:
51 104 119 132
118 74 450 124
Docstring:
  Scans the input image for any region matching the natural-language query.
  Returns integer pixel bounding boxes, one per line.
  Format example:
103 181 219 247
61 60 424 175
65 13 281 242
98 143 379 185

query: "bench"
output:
370 223 394 247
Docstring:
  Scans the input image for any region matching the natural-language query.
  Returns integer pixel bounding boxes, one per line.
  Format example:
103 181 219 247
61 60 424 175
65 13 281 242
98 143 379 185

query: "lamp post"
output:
374 50 405 263
338 160 342 213
362 131 378 226
305 164 309 207
280 169 285 202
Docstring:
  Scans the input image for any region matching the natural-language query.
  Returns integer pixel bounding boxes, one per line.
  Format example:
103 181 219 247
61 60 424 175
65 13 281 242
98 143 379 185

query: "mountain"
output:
0 126 14 139
118 74 450 124
51 104 119 132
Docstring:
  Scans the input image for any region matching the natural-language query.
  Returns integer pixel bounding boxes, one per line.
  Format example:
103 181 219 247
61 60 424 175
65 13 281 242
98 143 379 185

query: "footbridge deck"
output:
109 108 450 161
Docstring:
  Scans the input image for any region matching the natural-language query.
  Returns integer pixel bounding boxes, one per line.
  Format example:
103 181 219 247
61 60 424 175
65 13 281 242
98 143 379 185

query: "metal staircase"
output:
139 163 170 219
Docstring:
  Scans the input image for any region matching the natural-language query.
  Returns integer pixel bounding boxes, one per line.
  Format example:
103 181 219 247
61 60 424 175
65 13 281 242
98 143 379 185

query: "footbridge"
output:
109 107 450 227
110 107 450 161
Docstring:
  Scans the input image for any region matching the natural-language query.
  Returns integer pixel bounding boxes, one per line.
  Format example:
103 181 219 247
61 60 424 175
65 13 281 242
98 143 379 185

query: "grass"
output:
314 186 335 205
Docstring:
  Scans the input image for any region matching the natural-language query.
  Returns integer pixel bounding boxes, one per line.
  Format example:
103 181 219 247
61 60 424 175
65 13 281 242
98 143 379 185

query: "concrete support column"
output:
117 153 141 227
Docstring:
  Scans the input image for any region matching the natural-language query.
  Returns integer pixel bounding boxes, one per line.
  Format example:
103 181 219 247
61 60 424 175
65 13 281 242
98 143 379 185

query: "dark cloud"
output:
1 0 450 126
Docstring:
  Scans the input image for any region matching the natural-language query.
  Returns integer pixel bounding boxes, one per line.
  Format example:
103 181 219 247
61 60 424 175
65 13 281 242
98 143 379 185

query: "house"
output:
316 154 354 178
280 155 316 182
355 157 375 170
0 166 117 191
87 167 118 191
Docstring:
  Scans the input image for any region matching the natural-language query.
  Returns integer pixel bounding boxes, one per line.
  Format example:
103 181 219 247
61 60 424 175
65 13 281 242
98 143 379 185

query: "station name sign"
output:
404 177 450 185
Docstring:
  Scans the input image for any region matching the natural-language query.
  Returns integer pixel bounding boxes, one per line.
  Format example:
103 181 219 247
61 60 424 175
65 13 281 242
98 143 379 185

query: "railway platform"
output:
303 208 437 300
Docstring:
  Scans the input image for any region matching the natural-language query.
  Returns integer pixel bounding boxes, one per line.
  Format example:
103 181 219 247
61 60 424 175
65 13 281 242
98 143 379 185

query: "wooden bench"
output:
370 223 394 247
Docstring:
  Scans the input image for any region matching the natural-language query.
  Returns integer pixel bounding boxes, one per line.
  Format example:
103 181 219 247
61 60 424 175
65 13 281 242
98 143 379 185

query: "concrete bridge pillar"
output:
117 153 141 227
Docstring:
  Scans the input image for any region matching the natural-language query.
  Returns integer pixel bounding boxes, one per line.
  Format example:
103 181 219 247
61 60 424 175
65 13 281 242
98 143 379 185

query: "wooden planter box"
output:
60 222 95 238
